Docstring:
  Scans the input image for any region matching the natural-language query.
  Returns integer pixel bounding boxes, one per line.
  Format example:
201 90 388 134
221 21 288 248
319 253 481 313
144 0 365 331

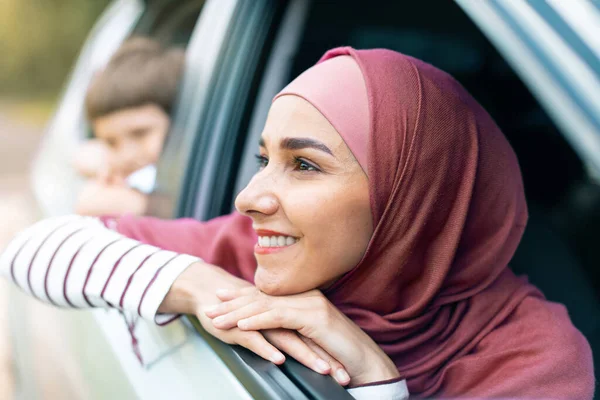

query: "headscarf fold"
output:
116 47 594 398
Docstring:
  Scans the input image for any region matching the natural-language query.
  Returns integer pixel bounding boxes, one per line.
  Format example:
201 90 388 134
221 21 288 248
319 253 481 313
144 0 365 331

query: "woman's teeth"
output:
258 236 297 247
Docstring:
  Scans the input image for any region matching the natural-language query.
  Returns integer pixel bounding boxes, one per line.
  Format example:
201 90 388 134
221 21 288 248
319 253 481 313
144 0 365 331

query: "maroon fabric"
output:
115 213 257 283
114 47 594 398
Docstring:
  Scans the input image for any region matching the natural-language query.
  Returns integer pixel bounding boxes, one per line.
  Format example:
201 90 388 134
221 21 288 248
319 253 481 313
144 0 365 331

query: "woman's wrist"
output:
351 349 400 387
158 260 219 315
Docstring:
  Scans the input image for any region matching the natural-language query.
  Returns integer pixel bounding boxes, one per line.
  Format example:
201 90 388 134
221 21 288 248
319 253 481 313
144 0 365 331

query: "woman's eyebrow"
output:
280 137 333 156
258 136 334 157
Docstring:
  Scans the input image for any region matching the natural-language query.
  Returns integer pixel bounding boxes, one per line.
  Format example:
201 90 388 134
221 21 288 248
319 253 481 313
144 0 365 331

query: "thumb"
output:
97 165 111 185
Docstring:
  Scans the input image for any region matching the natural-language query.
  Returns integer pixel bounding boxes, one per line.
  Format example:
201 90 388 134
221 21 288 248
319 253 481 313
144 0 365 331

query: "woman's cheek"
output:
290 188 352 284
277 178 370 292
311 184 372 280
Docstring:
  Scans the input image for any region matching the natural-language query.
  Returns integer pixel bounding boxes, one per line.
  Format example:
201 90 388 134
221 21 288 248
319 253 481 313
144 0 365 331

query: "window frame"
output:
456 0 600 180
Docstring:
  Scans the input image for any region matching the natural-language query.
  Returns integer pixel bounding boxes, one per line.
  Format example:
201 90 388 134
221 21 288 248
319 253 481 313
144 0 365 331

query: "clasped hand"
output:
204 287 399 387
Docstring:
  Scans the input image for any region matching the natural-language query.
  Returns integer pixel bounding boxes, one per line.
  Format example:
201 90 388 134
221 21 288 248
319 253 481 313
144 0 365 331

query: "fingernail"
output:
216 288 230 297
271 353 285 363
204 305 218 314
238 319 249 329
213 316 225 326
335 369 350 384
315 359 330 374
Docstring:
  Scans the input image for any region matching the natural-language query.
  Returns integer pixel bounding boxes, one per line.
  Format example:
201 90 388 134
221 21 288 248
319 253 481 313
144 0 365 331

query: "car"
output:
17 0 600 398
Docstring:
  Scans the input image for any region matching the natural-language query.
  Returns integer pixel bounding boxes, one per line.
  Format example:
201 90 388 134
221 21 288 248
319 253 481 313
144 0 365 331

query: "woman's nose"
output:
235 172 279 218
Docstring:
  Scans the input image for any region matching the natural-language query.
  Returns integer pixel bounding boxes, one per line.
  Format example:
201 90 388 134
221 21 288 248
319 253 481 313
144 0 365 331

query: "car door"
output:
26 0 600 399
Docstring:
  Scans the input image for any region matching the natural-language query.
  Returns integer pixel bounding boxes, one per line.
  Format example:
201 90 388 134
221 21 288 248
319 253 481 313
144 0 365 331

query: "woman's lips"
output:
254 242 297 255
254 229 299 255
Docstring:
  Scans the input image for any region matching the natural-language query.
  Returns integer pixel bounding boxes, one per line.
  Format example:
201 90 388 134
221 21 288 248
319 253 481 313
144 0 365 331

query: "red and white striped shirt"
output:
0 215 198 324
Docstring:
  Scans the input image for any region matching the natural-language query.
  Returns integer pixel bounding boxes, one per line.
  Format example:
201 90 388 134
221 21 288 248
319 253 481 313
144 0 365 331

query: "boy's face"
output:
93 103 170 178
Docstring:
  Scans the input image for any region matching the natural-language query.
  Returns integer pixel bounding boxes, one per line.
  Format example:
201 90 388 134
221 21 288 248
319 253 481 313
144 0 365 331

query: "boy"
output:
73 37 185 216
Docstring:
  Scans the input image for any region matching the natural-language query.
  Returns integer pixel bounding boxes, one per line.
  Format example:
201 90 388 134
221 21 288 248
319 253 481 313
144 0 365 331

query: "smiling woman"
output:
0 47 594 399
238 91 373 296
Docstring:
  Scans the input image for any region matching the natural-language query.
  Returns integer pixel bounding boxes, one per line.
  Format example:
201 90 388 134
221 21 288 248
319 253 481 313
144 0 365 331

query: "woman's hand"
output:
205 287 400 387
159 262 347 382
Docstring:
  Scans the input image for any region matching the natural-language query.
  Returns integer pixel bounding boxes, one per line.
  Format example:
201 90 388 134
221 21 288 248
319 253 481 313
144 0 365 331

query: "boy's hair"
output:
85 37 185 121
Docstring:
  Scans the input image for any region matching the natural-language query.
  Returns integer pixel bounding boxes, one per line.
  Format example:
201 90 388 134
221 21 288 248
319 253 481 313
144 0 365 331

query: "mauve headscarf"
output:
114 47 594 398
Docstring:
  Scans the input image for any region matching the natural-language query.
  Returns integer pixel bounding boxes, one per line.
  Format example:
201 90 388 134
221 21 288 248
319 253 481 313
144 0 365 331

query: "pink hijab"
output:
115 47 594 398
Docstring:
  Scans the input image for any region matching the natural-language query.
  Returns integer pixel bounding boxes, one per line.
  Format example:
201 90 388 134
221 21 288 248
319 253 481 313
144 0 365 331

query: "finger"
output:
238 308 306 332
97 166 111 185
211 301 268 330
235 330 286 365
204 295 253 318
263 329 331 375
217 288 323 311
301 336 350 386
215 286 256 301
111 172 127 186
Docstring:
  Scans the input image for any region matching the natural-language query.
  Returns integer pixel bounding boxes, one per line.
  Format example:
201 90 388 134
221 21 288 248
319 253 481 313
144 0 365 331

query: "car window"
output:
132 0 205 46
31 0 144 217
77 0 204 147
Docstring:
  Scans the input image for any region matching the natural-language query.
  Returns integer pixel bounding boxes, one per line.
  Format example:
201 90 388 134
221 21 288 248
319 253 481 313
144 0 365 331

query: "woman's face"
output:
93 103 169 178
235 95 373 295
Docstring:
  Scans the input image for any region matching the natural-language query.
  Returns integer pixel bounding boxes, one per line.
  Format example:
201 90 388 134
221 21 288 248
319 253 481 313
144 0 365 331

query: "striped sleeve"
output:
0 215 199 324
347 378 409 400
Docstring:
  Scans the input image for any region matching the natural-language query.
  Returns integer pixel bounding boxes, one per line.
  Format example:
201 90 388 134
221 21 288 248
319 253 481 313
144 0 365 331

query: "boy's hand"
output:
73 139 112 179
75 181 148 216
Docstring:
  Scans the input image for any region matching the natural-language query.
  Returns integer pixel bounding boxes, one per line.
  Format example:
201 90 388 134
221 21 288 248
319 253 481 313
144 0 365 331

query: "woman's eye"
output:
254 154 268 169
294 157 319 172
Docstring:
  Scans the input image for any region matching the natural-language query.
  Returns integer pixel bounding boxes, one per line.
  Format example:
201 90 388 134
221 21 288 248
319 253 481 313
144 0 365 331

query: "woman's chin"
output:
255 277 286 296
254 267 295 296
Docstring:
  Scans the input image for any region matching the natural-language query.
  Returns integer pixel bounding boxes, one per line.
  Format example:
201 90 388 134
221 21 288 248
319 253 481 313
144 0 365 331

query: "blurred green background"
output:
0 3 112 399
0 0 111 120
